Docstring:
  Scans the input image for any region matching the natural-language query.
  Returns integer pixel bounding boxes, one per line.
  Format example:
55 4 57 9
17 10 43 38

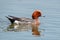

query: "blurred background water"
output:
0 0 60 40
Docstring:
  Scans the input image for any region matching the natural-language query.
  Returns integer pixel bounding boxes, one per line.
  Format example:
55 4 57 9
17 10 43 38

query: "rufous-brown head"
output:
32 10 42 19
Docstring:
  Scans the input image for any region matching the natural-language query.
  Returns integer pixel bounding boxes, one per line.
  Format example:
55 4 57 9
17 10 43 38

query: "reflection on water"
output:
7 23 41 36
32 24 40 36
7 24 32 31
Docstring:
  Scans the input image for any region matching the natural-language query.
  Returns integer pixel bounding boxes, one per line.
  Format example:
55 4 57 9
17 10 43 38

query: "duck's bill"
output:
40 16 45 17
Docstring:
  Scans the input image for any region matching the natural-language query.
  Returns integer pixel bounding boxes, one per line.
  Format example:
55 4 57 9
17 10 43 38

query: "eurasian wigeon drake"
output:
6 10 42 26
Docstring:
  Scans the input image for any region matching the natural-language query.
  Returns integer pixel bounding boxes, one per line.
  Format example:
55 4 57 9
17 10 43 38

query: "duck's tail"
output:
8 15 17 19
5 16 15 24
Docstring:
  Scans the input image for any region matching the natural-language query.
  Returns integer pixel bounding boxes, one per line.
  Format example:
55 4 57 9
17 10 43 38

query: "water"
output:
0 0 60 40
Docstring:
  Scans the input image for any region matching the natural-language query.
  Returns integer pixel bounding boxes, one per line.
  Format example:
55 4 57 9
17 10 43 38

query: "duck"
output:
6 10 42 25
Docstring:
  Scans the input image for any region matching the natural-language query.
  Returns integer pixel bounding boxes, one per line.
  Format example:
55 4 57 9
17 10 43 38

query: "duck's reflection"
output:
7 23 41 36
7 24 31 31
32 24 40 36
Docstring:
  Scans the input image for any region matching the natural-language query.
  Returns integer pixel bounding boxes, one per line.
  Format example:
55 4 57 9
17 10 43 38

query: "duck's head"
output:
32 10 42 19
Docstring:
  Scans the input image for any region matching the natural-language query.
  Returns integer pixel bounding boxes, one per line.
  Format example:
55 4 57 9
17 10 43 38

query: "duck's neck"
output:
34 18 40 25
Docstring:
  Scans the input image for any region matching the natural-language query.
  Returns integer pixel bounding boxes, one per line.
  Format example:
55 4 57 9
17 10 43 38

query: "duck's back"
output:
14 17 34 25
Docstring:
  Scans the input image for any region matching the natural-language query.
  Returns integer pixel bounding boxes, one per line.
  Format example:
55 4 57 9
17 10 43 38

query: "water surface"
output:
0 0 60 40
